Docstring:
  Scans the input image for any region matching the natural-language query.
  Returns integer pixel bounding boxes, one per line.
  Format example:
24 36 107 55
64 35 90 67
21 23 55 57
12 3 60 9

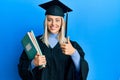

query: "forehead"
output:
47 15 62 19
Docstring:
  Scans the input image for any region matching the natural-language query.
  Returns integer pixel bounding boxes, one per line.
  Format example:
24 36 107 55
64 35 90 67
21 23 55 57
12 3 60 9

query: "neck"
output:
49 33 58 38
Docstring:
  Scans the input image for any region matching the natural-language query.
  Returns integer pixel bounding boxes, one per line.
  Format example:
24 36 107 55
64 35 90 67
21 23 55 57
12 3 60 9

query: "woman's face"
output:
47 15 62 34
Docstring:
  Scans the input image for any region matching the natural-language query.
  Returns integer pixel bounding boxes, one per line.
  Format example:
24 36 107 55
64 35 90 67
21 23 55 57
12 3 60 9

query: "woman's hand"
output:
33 53 46 67
60 37 76 55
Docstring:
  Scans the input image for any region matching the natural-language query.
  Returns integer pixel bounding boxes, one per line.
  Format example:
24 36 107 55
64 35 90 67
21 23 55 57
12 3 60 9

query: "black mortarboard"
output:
39 0 72 37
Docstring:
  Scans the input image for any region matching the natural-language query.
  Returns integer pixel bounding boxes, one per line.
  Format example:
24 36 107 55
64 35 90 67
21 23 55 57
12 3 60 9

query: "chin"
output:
50 30 58 34
50 31 58 34
51 32 58 34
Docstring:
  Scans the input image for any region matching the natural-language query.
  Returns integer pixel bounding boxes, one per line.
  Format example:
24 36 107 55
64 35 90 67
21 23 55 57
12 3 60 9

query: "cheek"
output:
59 23 62 29
47 23 52 30
58 22 62 27
47 22 50 26
58 26 61 29
57 23 61 29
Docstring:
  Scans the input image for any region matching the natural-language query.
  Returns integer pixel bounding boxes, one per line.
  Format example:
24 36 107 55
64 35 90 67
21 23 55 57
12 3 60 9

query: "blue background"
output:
0 0 120 80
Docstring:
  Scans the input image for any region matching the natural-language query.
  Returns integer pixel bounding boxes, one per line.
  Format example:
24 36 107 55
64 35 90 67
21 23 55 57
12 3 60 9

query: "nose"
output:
52 20 55 26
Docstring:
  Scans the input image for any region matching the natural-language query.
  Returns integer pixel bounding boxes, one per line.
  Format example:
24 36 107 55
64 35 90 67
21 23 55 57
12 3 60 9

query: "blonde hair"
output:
40 15 67 47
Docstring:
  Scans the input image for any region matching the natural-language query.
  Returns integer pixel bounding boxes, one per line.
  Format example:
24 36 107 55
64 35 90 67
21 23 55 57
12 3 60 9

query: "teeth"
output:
51 26 56 29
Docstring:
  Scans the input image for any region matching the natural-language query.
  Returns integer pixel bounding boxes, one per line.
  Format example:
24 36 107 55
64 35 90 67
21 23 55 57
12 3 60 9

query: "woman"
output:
18 0 89 80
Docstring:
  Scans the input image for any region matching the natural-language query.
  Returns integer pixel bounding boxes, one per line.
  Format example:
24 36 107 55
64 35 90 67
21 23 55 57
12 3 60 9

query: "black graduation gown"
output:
18 36 89 80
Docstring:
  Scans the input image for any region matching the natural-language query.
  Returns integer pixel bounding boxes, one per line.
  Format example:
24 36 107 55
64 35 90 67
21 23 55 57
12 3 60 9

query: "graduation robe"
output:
18 36 89 80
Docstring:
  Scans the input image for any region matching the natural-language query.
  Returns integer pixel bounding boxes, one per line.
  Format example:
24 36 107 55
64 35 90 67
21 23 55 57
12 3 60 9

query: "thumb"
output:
36 52 40 56
67 36 70 44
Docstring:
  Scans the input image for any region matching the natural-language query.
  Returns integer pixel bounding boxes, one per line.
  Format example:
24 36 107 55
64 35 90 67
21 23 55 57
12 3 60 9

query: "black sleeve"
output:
80 58 89 80
71 41 89 80
18 50 34 80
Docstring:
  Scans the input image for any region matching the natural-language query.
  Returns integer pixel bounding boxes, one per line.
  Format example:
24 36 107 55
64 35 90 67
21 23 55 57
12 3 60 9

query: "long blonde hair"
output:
40 15 67 47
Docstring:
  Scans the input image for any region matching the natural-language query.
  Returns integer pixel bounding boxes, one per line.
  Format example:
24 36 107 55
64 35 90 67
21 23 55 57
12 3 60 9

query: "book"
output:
21 30 43 60
22 30 42 57
21 30 45 68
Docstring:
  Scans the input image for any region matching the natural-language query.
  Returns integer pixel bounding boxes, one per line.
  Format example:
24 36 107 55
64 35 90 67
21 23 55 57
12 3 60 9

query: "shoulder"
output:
70 40 81 49
36 35 42 39
36 35 43 42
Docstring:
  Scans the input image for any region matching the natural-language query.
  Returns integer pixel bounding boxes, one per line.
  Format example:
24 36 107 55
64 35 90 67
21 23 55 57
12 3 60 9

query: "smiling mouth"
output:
50 26 57 30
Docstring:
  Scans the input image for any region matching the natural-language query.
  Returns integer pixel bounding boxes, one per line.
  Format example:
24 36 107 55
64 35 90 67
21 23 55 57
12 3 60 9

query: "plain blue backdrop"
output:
0 0 120 80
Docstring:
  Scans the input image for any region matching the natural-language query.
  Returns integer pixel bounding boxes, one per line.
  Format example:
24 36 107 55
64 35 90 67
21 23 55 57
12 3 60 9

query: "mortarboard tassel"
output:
65 12 68 37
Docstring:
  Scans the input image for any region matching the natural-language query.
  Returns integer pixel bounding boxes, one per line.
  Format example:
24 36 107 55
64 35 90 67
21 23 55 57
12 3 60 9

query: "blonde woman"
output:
18 0 89 80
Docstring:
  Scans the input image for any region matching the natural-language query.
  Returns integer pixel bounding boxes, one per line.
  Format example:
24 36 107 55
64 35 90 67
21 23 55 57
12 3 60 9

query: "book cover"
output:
21 30 42 60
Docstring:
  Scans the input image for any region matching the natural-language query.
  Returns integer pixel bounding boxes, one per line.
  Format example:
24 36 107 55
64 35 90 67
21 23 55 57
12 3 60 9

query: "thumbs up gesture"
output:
60 37 76 55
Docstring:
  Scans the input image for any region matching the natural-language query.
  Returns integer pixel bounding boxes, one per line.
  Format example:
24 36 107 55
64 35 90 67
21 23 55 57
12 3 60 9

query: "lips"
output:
50 26 57 30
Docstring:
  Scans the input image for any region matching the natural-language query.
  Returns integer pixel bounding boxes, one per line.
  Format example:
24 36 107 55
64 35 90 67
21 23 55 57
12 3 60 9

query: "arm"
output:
72 41 89 80
71 50 80 71
18 50 45 80
60 39 89 80
18 50 34 80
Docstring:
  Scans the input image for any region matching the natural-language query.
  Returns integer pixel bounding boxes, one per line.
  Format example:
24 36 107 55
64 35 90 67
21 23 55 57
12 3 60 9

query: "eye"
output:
47 18 52 22
56 19 60 22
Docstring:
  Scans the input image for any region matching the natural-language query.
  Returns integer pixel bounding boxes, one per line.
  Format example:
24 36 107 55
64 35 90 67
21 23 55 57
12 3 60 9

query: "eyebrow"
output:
47 17 61 20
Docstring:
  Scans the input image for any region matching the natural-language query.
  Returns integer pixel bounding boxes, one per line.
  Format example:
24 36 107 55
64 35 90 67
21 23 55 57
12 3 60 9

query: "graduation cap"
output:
39 0 72 37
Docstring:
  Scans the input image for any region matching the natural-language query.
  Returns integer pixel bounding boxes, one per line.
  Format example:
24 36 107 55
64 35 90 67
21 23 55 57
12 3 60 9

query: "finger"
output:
61 47 65 51
62 49 67 54
36 53 40 57
64 49 68 53
41 57 46 61
41 55 46 59
35 54 39 59
60 43 66 47
41 60 46 63
41 60 47 66
61 46 66 50
67 36 70 44
61 44 67 48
